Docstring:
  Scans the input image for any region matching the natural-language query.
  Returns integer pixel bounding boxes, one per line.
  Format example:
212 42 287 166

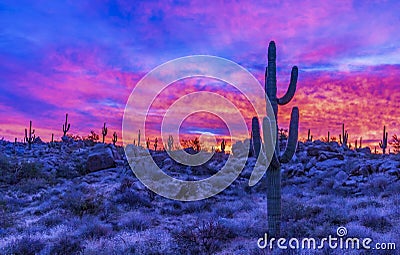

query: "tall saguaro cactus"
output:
339 123 349 148
112 132 118 146
25 120 36 150
62 113 70 137
102 123 108 143
167 135 174 151
379 126 388 154
263 41 299 237
251 117 261 157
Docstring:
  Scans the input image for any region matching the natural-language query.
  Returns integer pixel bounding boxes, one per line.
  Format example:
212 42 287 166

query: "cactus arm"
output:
277 66 298 105
249 116 278 186
266 41 278 118
280 107 299 163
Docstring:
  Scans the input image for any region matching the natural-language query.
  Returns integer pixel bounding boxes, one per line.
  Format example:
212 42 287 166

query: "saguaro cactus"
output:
62 113 70 137
379 126 388 154
167 135 174 151
220 139 226 153
251 117 261 157
307 129 313 142
146 138 150 149
25 120 36 150
102 123 108 143
112 132 118 146
138 130 141 147
339 123 349 148
154 137 158 151
263 41 299 237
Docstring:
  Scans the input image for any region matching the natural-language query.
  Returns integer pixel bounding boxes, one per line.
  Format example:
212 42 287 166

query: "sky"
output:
0 0 399 151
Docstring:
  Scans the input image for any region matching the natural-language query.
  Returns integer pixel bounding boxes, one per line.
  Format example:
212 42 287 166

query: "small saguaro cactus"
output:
262 41 299 237
102 123 108 143
220 139 226 153
355 137 362 149
25 120 35 150
112 132 118 146
379 126 388 154
327 131 330 142
251 117 261 157
154 137 158 151
62 113 71 137
146 138 150 149
167 135 174 151
138 130 141 147
307 129 313 142
49 133 54 148
14 138 17 154
339 123 349 148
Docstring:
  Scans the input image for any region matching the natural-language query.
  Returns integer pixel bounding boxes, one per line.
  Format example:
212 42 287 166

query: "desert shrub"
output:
0 154 11 176
62 188 104 217
359 209 392 232
182 200 213 214
56 164 80 179
15 161 45 180
129 230 173 255
352 200 384 209
281 219 314 237
50 235 84 255
37 213 64 228
0 159 46 185
361 174 390 196
5 236 45 255
160 200 184 216
117 212 153 231
15 177 48 194
173 220 235 254
282 198 322 222
114 189 151 208
80 221 113 239
0 199 13 229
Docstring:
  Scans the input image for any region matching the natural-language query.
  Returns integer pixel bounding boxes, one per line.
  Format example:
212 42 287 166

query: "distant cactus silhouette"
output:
138 130 141 147
379 126 388 154
154 137 158 151
355 137 362 149
62 113 70 137
25 120 35 150
49 133 55 148
193 137 200 152
328 131 330 143
167 135 174 151
102 123 108 143
307 129 313 142
251 117 261 157
339 123 348 148
146 138 150 149
389 134 400 153
220 139 226 153
112 132 117 146
262 41 299 237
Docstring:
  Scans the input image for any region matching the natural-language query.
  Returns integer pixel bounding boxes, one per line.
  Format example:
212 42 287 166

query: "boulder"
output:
333 170 349 188
86 144 118 172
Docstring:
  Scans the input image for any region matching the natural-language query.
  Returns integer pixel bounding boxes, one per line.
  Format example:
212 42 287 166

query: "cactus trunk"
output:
266 165 281 236
263 41 299 237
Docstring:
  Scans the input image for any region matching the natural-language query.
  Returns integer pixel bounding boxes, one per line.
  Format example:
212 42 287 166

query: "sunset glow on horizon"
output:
1 1 399 151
